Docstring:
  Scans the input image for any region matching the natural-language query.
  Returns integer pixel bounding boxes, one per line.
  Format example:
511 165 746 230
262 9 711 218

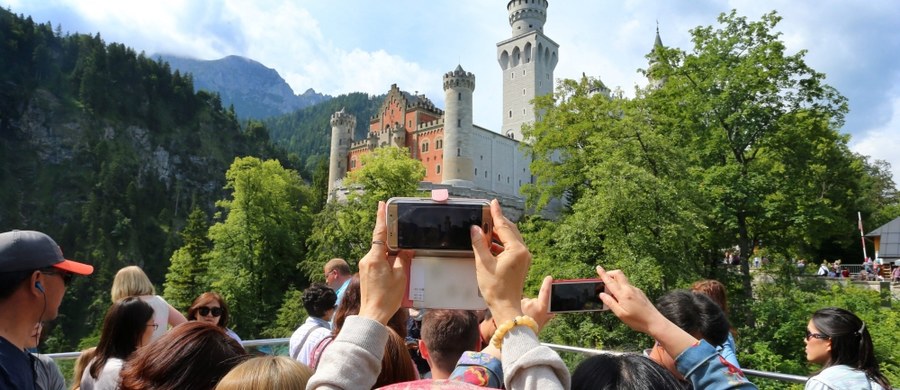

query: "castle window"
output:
457 119 461 127
523 108 526 115
480 155 483 160
497 174 500 181
436 165 441 174
508 110 513 118
457 148 460 157
523 69 526 75
475 168 478 175
458 92 461 101
421 141 429 152
350 159 356 168
507 130 515 139
511 72 514 79
523 88 526 96
507 176 510 183
485 171 488 178
339 139 342 145
436 138 443 149
519 180 522 186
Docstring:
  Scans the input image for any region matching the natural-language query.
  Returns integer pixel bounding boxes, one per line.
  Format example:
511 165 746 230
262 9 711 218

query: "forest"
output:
1 7 898 389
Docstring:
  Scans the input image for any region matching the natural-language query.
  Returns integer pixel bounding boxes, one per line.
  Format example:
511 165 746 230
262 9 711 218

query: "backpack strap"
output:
308 335 335 370
290 325 323 361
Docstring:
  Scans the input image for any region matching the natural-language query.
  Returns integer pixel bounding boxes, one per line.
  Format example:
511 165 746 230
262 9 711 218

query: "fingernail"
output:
470 225 482 237
596 266 604 273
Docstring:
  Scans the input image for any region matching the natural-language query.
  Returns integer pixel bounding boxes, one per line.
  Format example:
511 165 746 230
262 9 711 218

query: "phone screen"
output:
549 281 606 313
397 203 483 250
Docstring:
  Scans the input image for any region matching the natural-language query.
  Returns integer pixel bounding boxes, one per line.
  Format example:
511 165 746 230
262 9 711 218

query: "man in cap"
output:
0 230 93 390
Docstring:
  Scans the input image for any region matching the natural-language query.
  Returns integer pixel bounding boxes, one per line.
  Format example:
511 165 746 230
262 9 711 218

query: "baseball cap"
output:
0 230 94 275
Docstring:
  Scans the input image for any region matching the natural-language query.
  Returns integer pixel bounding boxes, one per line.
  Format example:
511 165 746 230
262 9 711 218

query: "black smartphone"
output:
549 279 608 313
386 197 492 256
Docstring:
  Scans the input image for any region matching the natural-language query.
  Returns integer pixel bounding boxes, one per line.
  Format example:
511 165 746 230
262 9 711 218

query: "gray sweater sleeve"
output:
500 326 571 390
306 316 389 390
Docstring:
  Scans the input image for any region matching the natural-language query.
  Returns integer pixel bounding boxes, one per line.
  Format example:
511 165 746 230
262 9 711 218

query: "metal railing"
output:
46 338 811 384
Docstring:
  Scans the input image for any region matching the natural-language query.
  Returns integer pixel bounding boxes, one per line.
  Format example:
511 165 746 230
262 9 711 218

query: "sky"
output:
5 0 899 184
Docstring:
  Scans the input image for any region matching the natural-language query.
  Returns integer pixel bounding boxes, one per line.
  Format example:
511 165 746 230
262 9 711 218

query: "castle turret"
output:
497 0 558 142
648 25 666 89
327 108 356 200
442 65 476 188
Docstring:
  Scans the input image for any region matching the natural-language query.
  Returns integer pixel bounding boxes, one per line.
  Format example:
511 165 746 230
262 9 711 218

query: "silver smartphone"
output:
386 197 492 257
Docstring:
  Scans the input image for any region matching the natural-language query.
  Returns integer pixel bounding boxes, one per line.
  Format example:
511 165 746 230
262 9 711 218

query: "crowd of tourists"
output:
0 200 893 389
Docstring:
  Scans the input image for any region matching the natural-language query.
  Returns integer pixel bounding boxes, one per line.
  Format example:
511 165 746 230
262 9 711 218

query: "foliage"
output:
302 147 425 280
205 156 314 338
162 207 212 312
262 288 308 338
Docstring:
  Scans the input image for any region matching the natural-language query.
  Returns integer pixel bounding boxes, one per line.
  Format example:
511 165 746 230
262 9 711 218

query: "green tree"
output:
163 207 211 312
206 157 314 337
302 146 424 280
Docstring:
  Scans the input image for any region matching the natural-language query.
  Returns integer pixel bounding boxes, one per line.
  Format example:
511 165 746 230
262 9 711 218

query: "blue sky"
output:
5 0 899 184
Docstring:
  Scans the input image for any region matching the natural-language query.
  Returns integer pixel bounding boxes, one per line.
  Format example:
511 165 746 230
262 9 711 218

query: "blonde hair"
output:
70 347 97 390
214 356 312 390
111 266 155 302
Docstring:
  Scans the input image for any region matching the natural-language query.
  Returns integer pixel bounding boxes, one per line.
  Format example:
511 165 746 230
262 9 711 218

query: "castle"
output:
327 1 658 212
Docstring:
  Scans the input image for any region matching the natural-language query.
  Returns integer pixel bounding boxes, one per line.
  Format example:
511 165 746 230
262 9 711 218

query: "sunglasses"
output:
147 323 159 330
40 268 74 286
805 330 830 341
198 306 223 317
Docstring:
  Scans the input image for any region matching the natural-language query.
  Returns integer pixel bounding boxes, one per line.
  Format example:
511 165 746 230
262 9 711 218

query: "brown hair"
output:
373 328 418 388
187 292 231 328
214 356 312 390
421 309 480 374
70 347 97 390
690 280 729 315
119 322 248 390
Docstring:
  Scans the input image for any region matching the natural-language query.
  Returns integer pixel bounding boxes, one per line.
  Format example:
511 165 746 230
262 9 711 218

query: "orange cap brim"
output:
54 259 94 275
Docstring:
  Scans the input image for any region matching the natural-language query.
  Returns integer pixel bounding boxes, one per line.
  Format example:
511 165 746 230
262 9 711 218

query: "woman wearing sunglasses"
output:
804 307 890 389
81 297 156 390
188 292 242 344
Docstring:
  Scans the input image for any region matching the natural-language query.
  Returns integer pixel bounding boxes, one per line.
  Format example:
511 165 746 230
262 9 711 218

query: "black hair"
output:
655 290 730 347
572 353 686 390
0 270 33 299
811 307 890 389
302 283 337 319
90 297 156 379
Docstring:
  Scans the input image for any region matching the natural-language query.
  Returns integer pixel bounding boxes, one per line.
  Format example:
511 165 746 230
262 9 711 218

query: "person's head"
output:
71 347 97 390
806 307 890 389
419 309 480 377
690 279 729 315
323 258 351 289
330 274 407 338
111 265 155 302
90 296 156 379
572 353 685 390
214 356 312 390
373 327 418 388
0 230 92 326
302 283 337 320
651 290 729 380
188 292 231 328
119 321 248 390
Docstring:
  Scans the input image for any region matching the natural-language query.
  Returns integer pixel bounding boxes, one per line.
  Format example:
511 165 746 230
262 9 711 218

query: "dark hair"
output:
0 270 34 299
572 353 686 390
187 292 231 328
302 284 337 318
119 321 248 390
373 328 418 388
331 274 407 338
811 307 890 389
90 297 155 379
656 290 729 346
421 309 480 374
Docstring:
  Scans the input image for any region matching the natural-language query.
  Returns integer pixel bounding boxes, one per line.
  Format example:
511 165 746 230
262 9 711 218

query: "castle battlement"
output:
417 118 445 130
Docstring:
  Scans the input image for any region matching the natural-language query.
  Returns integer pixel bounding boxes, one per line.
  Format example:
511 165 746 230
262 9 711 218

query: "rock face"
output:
157 54 331 119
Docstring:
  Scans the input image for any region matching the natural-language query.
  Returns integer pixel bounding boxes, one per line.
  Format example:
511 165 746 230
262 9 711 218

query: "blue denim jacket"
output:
676 339 757 389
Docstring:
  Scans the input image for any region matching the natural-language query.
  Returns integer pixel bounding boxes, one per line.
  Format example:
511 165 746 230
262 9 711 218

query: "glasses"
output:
805 330 830 341
198 306 223 317
40 269 74 286
147 323 159 330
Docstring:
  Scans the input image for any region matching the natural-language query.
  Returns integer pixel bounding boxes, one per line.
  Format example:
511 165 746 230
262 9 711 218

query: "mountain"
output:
157 54 331 119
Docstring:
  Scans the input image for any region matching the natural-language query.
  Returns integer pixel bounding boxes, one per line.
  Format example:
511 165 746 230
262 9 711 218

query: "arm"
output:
718 333 741 369
305 316 389 390
167 303 187 327
470 200 569 390
675 340 756 389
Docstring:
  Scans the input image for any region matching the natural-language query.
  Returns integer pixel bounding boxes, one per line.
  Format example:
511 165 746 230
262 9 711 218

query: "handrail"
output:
45 338 813 384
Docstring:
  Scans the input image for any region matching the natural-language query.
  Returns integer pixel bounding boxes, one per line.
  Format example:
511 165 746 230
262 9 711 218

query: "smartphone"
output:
549 279 608 313
386 197 492 257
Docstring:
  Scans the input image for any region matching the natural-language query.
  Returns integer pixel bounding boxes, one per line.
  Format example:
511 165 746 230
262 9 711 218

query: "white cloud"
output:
851 93 900 185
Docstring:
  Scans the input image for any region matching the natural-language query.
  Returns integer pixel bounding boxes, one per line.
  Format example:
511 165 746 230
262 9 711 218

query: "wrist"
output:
359 305 393 325
488 305 524 325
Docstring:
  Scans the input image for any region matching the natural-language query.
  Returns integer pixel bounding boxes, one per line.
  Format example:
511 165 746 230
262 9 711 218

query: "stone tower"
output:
497 0 558 142
441 65 476 187
647 25 666 89
327 108 356 199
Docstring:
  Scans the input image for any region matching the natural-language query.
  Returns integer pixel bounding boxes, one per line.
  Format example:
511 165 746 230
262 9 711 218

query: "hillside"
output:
158 54 331 119
0 8 293 349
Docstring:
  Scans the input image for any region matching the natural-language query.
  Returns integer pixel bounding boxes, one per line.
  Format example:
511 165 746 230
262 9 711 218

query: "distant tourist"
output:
288 284 336 366
323 258 352 306
187 292 242 344
81 297 156 390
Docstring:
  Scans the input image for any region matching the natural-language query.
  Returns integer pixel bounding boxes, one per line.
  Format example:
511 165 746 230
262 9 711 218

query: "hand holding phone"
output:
548 278 609 313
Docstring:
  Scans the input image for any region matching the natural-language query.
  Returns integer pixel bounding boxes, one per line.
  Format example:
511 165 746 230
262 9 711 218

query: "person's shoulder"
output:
810 365 870 387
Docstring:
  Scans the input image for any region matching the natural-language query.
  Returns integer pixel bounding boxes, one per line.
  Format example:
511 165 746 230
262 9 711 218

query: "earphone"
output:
35 281 44 293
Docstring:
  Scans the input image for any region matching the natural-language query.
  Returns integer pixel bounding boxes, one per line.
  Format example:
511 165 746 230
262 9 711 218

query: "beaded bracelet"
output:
490 315 539 350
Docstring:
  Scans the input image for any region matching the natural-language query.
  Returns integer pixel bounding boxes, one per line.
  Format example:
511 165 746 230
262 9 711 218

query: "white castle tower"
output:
497 0 558 141
327 108 355 199
441 65 476 187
